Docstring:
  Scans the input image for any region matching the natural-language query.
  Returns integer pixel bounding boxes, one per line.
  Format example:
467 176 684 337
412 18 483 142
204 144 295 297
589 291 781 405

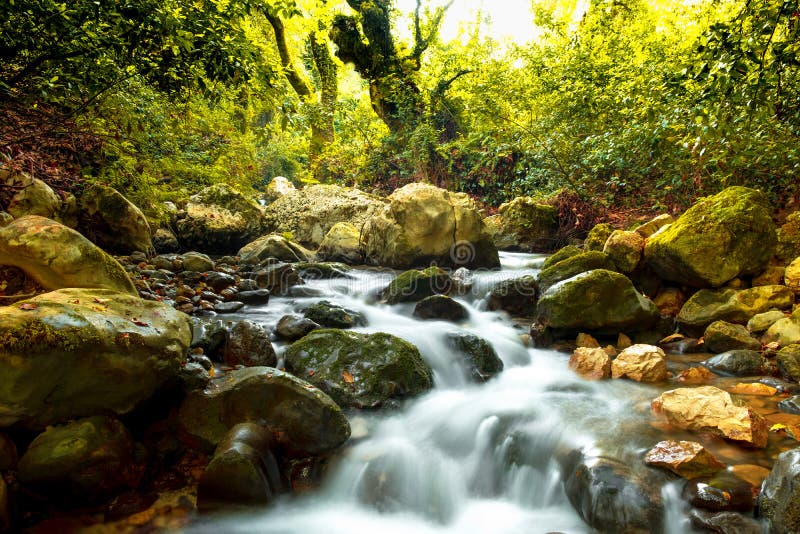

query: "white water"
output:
193 252 693 533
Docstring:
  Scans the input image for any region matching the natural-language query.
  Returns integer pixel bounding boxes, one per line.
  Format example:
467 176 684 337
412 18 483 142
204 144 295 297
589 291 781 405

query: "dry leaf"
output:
342 370 354 383
307 370 315 377
19 302 37 310
131 319 149 327
92 297 111 304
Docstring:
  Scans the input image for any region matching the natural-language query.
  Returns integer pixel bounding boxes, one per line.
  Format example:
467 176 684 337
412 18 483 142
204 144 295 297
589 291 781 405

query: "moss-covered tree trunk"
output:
309 31 337 157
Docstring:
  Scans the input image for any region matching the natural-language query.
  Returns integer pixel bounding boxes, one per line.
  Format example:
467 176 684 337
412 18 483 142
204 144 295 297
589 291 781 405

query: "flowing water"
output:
190 252 750 533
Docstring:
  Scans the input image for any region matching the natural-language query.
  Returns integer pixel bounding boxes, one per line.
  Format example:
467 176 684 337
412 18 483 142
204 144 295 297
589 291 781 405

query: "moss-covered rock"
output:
363 183 499 269
302 300 366 328
644 187 776 288
444 331 503 382
0 215 136 295
537 251 618 294
490 197 558 251
77 184 152 255
317 222 364 264
765 314 800 347
0 288 192 428
382 266 452 304
1 170 61 220
535 269 659 333
603 230 645 273
777 211 800 264
677 285 794 334
702 350 765 377
541 245 582 271
176 367 350 455
238 234 312 264
759 447 800 533
776 345 800 382
786 257 800 293
486 275 538 316
584 223 615 251
704 321 761 353
284 329 433 409
635 214 675 239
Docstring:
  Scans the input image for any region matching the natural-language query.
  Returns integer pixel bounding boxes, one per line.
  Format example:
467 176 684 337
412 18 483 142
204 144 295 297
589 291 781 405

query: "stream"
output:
189 252 772 533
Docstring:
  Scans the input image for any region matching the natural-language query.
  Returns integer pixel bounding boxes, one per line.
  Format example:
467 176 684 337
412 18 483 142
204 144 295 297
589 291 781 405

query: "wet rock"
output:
760 377 800 394
77 184 152 255
413 295 468 321
0 433 17 470
236 289 271 305
191 320 228 359
486 275 537 316
537 251 617 294
702 350 765 377
317 222 364 264
541 244 581 270
295 262 353 280
0 288 191 428
611 344 668 382
152 228 180 253
238 234 312 264
677 285 794 335
205 272 236 293
254 263 303 295
302 300 366 329
0 215 137 295
535 269 659 334
684 472 755 512
644 186 776 288
651 386 768 448
487 197 558 251
382 266 452 304
652 286 686 317
583 223 615 252
569 347 612 380
275 314 321 341
777 344 800 382
747 310 787 334
18 416 138 503
176 367 350 455
634 213 674 239
444 331 503 382
284 329 433 409
215 301 245 314
688 509 762 534
178 361 211 392
197 423 283 511
603 230 644 273
704 321 761 353
223 320 277 367
644 440 725 479
778 396 800 415
759 446 800 533
181 251 214 273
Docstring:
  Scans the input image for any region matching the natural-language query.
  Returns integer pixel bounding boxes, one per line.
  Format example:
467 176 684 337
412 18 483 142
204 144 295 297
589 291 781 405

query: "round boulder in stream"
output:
413 295 468 321
284 329 433 409
381 266 452 304
302 300 366 329
701 350 765 377
444 331 503 381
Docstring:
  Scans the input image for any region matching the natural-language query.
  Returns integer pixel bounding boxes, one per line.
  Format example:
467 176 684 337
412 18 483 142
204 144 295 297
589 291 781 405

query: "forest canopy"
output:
0 0 798 212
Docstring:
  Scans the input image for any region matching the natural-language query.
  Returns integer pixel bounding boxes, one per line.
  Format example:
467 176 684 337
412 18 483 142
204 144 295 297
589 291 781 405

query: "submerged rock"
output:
413 295 468 321
644 440 725 479
302 300 366 329
684 471 755 512
444 331 503 382
382 266 452 304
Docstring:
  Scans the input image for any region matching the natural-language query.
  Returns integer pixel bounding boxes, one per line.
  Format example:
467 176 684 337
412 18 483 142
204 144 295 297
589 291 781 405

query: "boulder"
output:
536 251 617 294
611 344 668 382
182 251 214 273
759 447 800 533
702 350 765 377
444 331 503 382
603 230 645 273
362 183 499 269
316 222 364 264
689 510 762 534
634 214 674 239
644 187 776 288
684 471 755 512
264 184 384 246
176 367 350 455
644 440 725 479
0 288 192 428
382 266 452 304
583 223 615 252
17 416 137 503
413 295 469 321
0 212 12 227
535 270 659 333
764 310 800 347
777 211 800 263
175 184 266 254
486 275 537 316
222 320 277 368
786 257 800 293
262 176 295 203
77 184 152 254
541 244 581 270
238 234 312 264
652 287 686 317
275 314 320 341
703 321 761 353
651 386 768 448
152 228 180 253
569 347 612 380
302 300 366 329
0 215 136 295
253 263 303 295
753 265 786 286
284 329 433 409
1 171 60 220
777 345 800 382
490 196 558 251
747 310 787 333
677 285 794 334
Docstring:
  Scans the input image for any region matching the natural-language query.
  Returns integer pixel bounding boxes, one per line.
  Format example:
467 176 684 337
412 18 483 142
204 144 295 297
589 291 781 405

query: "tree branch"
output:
263 8 313 99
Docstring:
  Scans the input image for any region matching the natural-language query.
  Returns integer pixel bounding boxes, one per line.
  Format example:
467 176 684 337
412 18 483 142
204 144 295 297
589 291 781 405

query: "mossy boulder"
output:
0 215 136 295
541 245 582 270
238 234 312 264
302 300 366 328
677 285 794 335
77 184 152 255
765 313 800 347
413 295 469 321
17 415 137 503
444 331 503 382
1 170 61 221
759 447 800 533
486 275 538 316
635 214 675 239
363 183 499 269
0 288 192 428
584 223 615 251
537 251 617 294
703 321 761 353
702 350 765 377
175 184 266 255
777 211 800 263
284 329 433 409
603 230 645 273
176 367 350 456
491 196 558 251
644 187 776 288
317 222 364 264
535 269 659 333
777 345 800 382
382 266 452 304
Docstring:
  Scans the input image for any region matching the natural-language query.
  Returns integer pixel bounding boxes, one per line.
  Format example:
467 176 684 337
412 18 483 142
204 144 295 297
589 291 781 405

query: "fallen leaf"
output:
19 303 37 310
771 423 788 431
92 297 111 304
342 370 354 383
131 319 149 327
307 370 315 377
659 333 685 344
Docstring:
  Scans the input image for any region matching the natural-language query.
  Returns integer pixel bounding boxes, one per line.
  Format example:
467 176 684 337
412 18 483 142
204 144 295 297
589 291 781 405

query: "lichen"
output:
0 318 100 354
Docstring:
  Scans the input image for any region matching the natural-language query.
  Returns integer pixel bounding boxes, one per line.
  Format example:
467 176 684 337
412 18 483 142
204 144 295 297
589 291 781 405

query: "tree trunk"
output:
309 31 337 158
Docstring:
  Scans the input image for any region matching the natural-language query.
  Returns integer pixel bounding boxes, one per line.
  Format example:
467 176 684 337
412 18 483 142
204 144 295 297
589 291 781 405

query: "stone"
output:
777 345 800 382
205 272 236 293
2 171 60 220
702 350 765 377
382 266 452 305
263 176 295 203
284 329 433 409
652 287 686 317
175 184 266 254
276 314 320 341
254 263 303 295
753 265 786 287
611 344 668 382
181 251 214 273
535 270 659 334
302 300 366 329
0 212 12 227
569 347 612 380
688 509 762 534
177 367 350 455
264 184 384 247
235 289 271 305
486 275 537 316
603 230 644 273
644 440 725 479
748 310 787 333
215 301 245 314
777 211 800 263
317 222 364 264
576 333 601 348
727 382 777 396
295 262 353 280
444 331 503 382
413 295 469 321
760 447 800 533
0 288 192 428
489 197 558 251
222 321 277 368
541 244 582 270
363 183 499 269
634 214 674 239
77 184 152 255
786 257 800 293
677 285 794 334
152 228 180 253
536 251 617 294
764 313 800 347
17 416 137 503
238 234 312 264
778 396 800 415
703 321 761 353
651 386 768 447
0 215 137 295
684 471 755 512
644 187 776 288
583 223 615 252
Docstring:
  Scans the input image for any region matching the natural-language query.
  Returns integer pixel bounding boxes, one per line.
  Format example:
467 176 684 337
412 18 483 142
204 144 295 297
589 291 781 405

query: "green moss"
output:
537 251 617 293
0 318 99 353
584 223 615 251
382 266 452 304
542 245 582 270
